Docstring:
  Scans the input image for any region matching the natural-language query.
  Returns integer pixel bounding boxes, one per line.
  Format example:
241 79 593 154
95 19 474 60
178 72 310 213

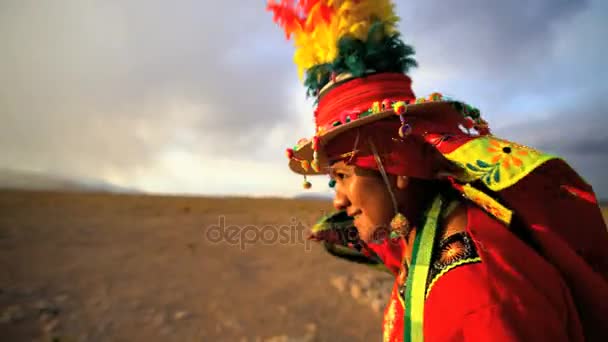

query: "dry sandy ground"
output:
1 191 606 342
0 190 391 342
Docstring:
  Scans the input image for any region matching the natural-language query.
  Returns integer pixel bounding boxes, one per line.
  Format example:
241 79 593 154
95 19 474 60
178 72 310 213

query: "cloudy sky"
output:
1 0 607 198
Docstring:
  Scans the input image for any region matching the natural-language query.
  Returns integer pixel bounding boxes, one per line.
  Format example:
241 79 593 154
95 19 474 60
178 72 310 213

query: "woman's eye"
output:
330 168 350 181
336 172 347 180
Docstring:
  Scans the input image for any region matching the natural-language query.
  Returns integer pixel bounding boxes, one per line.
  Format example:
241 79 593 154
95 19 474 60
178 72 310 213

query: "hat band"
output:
315 73 416 131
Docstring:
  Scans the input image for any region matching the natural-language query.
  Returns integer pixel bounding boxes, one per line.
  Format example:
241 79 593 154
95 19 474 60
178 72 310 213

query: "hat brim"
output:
289 101 463 175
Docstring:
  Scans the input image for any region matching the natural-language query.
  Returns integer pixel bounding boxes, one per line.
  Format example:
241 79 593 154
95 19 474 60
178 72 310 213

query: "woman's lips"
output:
348 210 362 218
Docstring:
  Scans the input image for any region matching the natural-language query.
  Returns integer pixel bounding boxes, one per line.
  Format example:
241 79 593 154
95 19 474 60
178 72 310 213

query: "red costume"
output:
377 203 591 342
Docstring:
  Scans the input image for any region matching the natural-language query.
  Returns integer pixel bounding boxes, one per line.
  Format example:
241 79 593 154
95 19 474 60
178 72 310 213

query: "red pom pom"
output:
395 103 407 115
381 99 392 111
286 148 294 159
477 127 490 135
463 117 475 129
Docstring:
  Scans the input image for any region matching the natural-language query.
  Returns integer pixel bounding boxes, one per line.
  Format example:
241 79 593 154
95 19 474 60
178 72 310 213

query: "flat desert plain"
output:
0 191 390 342
0 190 606 342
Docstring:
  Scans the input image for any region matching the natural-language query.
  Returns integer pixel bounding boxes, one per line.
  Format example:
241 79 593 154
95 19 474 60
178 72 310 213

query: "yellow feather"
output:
289 0 400 77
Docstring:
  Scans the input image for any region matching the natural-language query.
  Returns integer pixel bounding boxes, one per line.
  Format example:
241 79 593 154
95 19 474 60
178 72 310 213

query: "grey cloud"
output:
0 0 296 181
494 99 608 197
563 138 608 156
495 99 608 155
404 0 589 78
401 0 606 118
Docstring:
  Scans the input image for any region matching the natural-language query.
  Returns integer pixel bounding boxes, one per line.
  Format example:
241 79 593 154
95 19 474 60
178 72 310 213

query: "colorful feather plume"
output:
267 0 416 96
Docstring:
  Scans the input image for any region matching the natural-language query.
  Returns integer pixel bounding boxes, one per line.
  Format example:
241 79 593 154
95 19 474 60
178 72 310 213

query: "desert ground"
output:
0 190 395 342
0 190 606 342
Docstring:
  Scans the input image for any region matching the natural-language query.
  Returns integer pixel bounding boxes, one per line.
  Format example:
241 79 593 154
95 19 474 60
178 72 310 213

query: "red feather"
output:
266 1 305 39
266 0 334 38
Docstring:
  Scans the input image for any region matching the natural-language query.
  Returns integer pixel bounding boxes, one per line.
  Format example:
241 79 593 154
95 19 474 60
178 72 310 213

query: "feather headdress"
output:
267 0 417 97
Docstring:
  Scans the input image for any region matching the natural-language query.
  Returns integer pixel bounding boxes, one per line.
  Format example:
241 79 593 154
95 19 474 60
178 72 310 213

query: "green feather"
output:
302 20 418 97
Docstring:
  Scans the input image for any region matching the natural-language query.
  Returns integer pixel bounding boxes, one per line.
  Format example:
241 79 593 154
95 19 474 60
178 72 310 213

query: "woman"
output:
267 1 608 341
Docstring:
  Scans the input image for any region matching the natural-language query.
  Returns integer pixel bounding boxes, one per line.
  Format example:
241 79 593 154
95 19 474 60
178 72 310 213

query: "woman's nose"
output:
333 191 350 211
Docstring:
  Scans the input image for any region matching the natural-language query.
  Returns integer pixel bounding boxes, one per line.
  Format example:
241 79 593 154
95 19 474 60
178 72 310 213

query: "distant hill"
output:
0 169 138 193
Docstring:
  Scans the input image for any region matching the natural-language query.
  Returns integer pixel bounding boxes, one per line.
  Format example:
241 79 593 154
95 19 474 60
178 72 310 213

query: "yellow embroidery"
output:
444 136 557 191
461 184 513 225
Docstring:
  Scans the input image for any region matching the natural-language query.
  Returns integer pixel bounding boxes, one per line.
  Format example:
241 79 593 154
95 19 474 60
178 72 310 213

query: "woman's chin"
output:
353 223 373 243
369 226 391 244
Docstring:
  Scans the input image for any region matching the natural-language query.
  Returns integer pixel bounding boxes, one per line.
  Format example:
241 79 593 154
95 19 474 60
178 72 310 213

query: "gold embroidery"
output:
461 184 513 225
438 240 467 265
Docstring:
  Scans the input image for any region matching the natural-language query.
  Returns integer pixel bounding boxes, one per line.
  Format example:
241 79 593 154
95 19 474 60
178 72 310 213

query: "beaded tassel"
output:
390 212 411 239
392 101 411 139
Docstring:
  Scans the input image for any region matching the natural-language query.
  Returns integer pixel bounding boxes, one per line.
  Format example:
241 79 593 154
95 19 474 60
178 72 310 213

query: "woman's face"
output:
330 161 399 242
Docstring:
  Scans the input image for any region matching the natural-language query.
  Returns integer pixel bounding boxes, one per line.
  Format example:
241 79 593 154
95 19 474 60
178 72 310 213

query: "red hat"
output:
267 1 490 178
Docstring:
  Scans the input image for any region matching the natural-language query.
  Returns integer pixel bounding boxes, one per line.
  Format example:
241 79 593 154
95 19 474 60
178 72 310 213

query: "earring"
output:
390 212 411 239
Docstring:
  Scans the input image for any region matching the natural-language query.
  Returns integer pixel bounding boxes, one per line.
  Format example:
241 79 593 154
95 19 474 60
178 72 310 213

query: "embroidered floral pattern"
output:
445 136 556 191
487 139 529 167
464 139 535 185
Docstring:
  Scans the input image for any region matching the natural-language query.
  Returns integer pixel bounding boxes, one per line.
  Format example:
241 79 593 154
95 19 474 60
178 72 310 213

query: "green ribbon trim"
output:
404 195 443 342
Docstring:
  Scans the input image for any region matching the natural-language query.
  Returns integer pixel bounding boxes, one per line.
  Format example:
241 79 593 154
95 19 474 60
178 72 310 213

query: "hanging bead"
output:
328 178 336 188
399 123 412 138
303 176 312 189
390 213 411 237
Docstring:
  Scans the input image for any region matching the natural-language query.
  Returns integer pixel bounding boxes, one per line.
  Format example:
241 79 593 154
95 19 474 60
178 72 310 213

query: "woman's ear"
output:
396 175 409 190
